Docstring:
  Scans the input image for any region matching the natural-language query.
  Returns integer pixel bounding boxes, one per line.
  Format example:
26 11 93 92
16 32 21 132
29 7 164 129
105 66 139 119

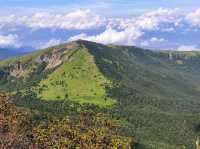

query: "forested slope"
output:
0 40 199 148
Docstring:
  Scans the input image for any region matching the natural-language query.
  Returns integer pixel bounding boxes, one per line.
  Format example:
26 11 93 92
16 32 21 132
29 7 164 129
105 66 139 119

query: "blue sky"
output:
0 0 200 51
1 0 200 8
1 0 200 16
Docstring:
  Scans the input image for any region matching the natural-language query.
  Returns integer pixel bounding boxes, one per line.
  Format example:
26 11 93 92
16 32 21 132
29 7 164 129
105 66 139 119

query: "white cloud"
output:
0 9 106 30
68 8 182 45
177 45 200 51
0 14 15 26
116 8 183 31
150 37 165 43
162 27 174 32
0 8 200 48
0 8 184 32
186 8 200 27
0 34 20 48
40 39 62 49
135 8 182 30
68 26 143 45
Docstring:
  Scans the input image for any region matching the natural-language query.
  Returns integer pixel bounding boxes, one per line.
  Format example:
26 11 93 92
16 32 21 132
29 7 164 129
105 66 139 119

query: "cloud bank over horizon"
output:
0 8 200 51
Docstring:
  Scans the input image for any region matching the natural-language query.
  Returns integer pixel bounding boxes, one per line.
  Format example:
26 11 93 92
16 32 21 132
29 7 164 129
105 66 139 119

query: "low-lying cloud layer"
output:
0 34 20 48
0 8 200 50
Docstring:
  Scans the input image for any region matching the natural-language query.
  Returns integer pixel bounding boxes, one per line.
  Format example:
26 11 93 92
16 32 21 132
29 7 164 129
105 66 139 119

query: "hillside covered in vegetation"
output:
0 40 200 148
0 92 135 148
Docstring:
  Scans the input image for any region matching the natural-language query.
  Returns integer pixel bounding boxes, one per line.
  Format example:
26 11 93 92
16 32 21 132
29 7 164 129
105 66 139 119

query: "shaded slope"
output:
77 40 200 148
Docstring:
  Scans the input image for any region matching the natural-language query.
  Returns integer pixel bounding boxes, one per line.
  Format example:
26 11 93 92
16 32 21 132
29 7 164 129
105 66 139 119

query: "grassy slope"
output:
0 40 200 148
37 47 116 107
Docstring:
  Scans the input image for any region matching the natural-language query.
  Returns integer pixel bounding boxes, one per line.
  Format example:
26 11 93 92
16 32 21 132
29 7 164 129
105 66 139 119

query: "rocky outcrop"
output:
35 50 63 70
8 62 25 77
0 41 81 78
35 43 78 70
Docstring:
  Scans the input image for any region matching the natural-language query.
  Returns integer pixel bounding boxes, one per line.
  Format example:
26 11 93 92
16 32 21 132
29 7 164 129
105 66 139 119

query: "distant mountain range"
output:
0 48 27 60
0 40 199 148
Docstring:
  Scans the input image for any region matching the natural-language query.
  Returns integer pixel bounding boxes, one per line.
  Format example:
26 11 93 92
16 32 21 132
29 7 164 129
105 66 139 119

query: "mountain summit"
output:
0 40 200 148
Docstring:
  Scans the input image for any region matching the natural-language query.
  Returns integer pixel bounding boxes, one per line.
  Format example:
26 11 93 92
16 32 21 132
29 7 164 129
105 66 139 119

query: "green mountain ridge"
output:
0 40 200 148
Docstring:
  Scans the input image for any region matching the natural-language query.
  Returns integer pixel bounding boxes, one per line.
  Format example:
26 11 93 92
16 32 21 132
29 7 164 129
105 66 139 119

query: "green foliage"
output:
1 40 200 148
37 47 116 107
0 92 135 149
82 41 200 148
32 112 135 149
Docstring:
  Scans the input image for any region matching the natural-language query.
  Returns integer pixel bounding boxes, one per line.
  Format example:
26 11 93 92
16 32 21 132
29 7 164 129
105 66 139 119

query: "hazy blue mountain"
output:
0 49 25 60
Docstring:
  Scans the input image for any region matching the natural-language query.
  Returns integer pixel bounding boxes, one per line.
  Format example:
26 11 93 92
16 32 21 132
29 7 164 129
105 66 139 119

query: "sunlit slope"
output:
37 47 116 107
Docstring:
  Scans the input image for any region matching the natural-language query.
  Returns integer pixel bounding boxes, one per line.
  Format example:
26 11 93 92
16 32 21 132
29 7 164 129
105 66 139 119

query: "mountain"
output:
0 40 200 148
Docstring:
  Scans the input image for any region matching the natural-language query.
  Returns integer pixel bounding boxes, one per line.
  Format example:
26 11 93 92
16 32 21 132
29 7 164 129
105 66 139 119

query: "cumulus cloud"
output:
0 34 20 48
177 45 199 51
186 8 200 27
0 9 106 30
116 8 183 31
134 8 182 30
0 8 184 32
0 8 200 48
68 26 143 45
69 8 182 45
